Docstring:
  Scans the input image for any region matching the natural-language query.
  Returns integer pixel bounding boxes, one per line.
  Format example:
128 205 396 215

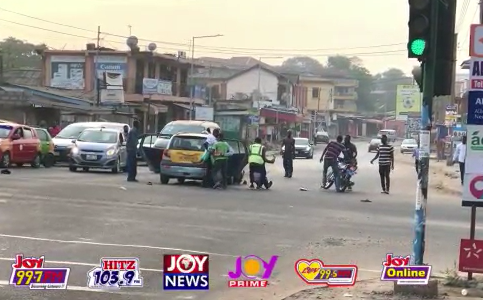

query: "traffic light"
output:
412 65 423 92
407 0 432 59
433 0 456 96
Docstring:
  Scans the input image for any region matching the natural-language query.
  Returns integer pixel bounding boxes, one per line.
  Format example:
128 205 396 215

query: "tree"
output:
373 68 412 113
0 37 47 70
326 55 375 112
280 56 325 74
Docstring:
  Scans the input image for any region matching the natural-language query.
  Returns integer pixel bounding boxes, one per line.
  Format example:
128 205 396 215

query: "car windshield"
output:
169 136 206 151
56 125 90 139
77 131 118 143
0 125 12 138
402 139 417 144
160 124 206 136
295 138 309 145
371 139 381 143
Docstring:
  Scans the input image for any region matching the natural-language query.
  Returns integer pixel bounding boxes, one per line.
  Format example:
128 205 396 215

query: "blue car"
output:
68 128 127 173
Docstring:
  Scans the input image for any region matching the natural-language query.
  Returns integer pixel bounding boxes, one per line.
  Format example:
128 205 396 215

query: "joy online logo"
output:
227 255 278 288
469 175 483 199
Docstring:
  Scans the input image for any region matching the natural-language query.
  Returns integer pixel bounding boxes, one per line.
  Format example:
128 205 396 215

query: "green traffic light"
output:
410 39 426 56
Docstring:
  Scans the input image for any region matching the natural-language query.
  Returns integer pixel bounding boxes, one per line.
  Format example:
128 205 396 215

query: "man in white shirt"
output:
453 136 467 185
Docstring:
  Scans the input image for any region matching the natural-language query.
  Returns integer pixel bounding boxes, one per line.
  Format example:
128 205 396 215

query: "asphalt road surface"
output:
0 141 476 300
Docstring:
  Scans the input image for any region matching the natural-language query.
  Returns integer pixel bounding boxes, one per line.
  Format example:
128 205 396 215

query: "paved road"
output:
0 141 476 300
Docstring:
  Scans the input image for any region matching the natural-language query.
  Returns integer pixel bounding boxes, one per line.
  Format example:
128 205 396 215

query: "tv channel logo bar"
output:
227 255 278 288
380 254 431 285
163 254 209 290
295 259 357 287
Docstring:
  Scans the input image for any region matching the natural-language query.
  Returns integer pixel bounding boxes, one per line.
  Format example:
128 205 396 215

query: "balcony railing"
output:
334 92 357 99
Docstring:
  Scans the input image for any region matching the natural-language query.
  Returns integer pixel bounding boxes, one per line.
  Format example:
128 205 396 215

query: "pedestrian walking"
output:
320 135 345 192
281 130 295 178
453 135 466 185
370 135 394 194
210 132 230 189
126 120 140 182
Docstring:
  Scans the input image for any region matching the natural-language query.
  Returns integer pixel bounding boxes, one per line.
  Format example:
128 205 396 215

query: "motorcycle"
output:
322 159 357 192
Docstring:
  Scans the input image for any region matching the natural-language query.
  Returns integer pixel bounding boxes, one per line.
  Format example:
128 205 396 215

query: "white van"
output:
53 122 130 163
377 129 397 142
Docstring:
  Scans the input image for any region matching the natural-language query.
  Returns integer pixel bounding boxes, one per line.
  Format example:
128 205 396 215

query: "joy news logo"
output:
469 175 483 199
227 255 278 288
380 254 431 285
163 254 209 290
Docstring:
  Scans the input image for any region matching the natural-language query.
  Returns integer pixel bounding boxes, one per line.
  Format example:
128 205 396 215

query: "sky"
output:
0 0 479 75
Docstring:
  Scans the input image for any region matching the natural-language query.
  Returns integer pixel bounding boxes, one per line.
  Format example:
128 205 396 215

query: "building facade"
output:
332 78 358 113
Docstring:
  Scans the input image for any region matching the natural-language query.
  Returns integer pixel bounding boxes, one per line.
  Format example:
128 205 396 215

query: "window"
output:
312 88 319 98
119 133 124 144
0 125 12 138
226 140 240 153
36 129 48 141
14 128 24 138
169 136 205 151
335 100 345 109
77 130 118 143
336 87 349 95
23 128 33 139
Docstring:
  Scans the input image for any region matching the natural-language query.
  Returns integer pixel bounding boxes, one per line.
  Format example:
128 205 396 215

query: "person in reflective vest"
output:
210 132 230 189
249 137 275 189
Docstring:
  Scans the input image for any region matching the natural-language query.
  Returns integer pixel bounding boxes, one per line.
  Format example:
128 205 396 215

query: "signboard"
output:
469 58 483 90
95 56 127 79
142 78 173 95
459 239 483 273
470 24 483 57
462 173 483 205
445 104 459 127
395 85 421 121
465 125 483 173
50 55 85 90
195 107 214 121
100 72 124 103
468 91 483 124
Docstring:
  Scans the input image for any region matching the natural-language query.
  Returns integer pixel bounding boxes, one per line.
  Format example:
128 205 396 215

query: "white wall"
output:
226 68 278 101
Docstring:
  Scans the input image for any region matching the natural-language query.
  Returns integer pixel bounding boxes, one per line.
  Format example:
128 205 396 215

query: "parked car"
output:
368 138 381 152
400 138 418 154
282 137 314 158
0 123 42 168
140 120 220 173
377 129 397 142
68 128 127 173
315 131 330 143
52 122 130 164
33 127 55 167
159 133 247 186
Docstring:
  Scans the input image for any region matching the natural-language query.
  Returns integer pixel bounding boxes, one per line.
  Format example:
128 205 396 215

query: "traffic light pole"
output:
411 0 439 265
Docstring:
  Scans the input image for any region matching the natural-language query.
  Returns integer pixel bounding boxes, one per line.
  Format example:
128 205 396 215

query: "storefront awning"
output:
260 108 298 123
174 103 191 110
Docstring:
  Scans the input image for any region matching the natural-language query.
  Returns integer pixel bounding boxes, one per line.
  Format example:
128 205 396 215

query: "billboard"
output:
395 85 421 121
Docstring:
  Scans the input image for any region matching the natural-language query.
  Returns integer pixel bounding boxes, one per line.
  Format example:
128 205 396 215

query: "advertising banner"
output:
100 72 124 104
95 56 127 79
50 55 85 90
395 85 421 121
142 78 173 95
445 104 459 127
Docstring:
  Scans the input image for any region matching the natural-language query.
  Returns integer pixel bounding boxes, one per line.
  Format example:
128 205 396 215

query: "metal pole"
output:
257 58 262 137
411 0 439 265
189 37 195 120
95 26 101 121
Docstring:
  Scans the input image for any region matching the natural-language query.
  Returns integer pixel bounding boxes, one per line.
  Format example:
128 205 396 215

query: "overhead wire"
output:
456 0 471 32
457 2 479 57
0 6 407 55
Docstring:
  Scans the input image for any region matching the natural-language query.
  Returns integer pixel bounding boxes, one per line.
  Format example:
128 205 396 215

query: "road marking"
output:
0 234 236 257
0 257 163 272
0 199 7 203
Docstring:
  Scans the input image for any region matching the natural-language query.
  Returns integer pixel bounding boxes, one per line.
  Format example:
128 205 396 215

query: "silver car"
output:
400 138 418 154
68 128 127 173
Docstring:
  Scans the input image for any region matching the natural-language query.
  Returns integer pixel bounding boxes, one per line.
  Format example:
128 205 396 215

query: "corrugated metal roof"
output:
0 86 25 92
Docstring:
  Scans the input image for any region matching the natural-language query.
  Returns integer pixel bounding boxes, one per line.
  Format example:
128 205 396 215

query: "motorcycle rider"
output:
249 137 275 189
320 135 345 192
343 135 358 191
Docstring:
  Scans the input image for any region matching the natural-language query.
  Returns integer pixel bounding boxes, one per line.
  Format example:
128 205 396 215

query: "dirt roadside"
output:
281 278 478 300
394 153 462 196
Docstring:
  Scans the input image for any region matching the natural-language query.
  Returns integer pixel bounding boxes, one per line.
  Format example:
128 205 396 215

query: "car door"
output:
140 133 167 173
118 133 127 166
22 127 37 161
225 139 248 181
11 127 26 162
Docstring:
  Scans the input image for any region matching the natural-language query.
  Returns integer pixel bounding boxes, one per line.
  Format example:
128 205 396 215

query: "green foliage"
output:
0 37 47 70
373 68 413 113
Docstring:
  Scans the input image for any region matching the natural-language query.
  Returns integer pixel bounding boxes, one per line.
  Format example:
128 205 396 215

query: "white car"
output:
400 139 418 154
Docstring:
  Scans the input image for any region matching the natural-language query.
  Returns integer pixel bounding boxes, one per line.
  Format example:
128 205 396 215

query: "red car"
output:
0 123 42 168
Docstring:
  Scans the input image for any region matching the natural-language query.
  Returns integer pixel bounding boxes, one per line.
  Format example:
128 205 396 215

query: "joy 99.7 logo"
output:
227 255 278 288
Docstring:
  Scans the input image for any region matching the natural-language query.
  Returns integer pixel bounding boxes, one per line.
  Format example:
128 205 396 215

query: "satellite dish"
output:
148 43 157 52
126 36 139 49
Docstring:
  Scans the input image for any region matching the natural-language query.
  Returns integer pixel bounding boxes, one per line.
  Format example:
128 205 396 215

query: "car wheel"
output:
1 151 11 168
16 163 24 167
160 175 170 184
111 157 121 174
177 178 185 184
69 166 77 172
30 153 41 168
43 153 54 168
83 167 89 172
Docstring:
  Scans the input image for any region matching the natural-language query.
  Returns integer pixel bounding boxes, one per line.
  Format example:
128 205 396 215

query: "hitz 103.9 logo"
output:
163 254 209 290
227 255 278 287
87 257 143 289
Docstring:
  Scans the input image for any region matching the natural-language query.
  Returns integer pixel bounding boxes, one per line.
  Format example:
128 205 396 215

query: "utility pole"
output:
95 26 101 107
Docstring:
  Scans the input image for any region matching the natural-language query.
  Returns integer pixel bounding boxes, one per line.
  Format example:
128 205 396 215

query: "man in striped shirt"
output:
370 135 394 194
320 135 345 192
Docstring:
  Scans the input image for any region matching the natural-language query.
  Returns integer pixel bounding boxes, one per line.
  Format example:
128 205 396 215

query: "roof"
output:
3 68 42 86
167 120 219 126
195 56 270 69
225 64 284 81
173 133 209 138
66 122 128 127
82 127 122 133
0 122 18 127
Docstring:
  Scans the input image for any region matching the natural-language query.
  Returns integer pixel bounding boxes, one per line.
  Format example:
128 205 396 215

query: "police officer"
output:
249 137 275 189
